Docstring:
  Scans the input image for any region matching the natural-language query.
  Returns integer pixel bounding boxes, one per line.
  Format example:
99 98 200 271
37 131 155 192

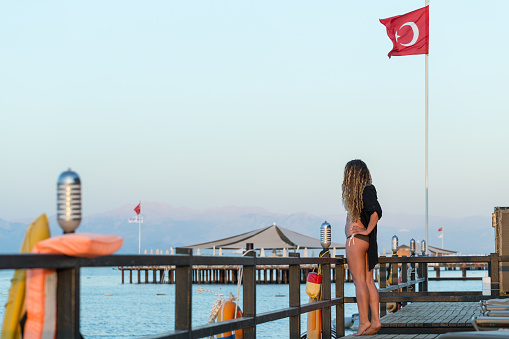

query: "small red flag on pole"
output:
380 6 429 58
438 227 443 232
134 203 141 215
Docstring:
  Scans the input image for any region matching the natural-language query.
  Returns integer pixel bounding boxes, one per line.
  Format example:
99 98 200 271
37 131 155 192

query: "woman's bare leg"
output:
346 238 371 336
364 255 381 335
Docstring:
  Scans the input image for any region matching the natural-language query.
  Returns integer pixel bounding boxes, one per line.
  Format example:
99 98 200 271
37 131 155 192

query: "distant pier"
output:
119 264 336 284
118 262 487 284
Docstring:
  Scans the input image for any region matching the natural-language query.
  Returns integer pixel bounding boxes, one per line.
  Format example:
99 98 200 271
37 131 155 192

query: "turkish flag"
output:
438 227 443 232
380 6 429 58
134 203 141 215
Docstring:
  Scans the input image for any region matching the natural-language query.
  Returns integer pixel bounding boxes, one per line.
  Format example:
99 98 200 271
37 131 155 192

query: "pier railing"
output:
367 254 501 317
2 251 507 338
0 248 346 339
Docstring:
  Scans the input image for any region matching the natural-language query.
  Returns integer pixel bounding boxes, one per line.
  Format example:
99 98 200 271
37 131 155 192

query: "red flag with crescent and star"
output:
134 203 141 215
380 6 429 58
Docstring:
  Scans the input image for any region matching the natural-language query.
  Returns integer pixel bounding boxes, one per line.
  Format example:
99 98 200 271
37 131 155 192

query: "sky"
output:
0 1 508 222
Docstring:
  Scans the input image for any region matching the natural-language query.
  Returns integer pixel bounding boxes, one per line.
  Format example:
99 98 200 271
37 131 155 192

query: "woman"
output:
342 159 382 336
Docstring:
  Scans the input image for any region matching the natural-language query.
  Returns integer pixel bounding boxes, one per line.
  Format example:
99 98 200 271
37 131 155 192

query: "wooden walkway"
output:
378 302 482 334
119 264 358 284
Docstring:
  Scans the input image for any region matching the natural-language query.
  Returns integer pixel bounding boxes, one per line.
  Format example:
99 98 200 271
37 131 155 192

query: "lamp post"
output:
421 240 426 256
320 221 331 249
410 238 416 257
391 235 399 256
57 169 81 233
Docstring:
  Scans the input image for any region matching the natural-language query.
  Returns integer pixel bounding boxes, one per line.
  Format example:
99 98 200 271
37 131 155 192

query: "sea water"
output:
0 268 487 338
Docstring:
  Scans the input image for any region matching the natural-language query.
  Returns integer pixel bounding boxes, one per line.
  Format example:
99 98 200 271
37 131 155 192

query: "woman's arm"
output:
350 211 379 236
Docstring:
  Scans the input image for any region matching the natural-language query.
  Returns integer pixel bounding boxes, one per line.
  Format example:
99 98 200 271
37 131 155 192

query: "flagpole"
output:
425 0 429 255
138 200 141 255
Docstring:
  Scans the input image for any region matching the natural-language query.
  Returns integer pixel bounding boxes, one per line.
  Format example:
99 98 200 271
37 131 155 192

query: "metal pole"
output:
425 0 429 255
138 200 141 255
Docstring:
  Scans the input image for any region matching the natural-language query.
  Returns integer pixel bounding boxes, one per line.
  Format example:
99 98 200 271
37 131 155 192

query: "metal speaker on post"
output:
320 221 331 249
494 207 509 295
410 238 416 257
392 235 398 255
57 168 81 233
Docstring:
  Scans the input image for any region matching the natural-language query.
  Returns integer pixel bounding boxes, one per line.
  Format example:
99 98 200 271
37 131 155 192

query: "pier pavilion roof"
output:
186 224 345 250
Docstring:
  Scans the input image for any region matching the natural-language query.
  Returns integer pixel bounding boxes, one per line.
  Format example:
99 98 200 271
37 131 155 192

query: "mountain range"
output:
0 202 494 255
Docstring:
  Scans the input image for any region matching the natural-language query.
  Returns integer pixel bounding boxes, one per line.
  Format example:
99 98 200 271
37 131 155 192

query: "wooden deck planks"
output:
377 302 482 334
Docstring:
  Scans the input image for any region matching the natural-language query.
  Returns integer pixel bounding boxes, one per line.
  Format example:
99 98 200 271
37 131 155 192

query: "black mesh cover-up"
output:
360 185 382 271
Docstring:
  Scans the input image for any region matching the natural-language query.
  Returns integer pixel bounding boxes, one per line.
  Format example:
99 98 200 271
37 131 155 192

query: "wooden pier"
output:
2 249 507 338
379 302 482 334
118 264 352 284
118 262 485 284
342 302 483 338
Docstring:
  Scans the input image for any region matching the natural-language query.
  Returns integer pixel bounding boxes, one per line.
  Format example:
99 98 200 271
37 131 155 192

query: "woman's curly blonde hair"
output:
342 159 372 222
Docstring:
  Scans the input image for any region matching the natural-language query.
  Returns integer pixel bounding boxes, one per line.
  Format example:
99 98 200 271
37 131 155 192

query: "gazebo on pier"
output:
186 223 345 252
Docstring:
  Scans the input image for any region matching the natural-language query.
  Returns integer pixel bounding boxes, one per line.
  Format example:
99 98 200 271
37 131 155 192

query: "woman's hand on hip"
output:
350 224 368 236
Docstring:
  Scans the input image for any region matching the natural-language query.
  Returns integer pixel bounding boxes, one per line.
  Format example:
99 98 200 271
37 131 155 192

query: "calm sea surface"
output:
0 268 487 338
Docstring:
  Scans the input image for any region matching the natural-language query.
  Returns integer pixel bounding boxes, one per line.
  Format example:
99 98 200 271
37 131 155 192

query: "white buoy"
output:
304 248 308 257
156 249 159 254
165 250 169 255
213 245 216 256
219 248 222 256
150 249 153 254
197 248 201 256
144 249 147 255
333 247 336 257
260 248 265 257
170 247 174 255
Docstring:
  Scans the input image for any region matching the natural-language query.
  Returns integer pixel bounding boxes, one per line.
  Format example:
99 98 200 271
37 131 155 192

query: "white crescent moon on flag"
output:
396 22 419 47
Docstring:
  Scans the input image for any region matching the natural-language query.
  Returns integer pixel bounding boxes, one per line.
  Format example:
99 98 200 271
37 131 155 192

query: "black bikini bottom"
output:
353 234 369 243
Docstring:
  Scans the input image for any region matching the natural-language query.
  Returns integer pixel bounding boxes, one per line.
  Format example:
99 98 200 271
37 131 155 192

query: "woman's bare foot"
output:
363 321 382 335
353 321 371 336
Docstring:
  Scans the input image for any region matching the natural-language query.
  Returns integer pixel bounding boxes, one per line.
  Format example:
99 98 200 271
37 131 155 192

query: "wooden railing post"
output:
321 251 331 339
418 262 424 292
422 261 428 292
391 257 398 288
491 252 500 298
335 256 345 338
411 260 416 289
56 267 80 339
175 247 192 334
379 262 387 317
243 249 256 339
289 252 300 338
401 257 408 307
